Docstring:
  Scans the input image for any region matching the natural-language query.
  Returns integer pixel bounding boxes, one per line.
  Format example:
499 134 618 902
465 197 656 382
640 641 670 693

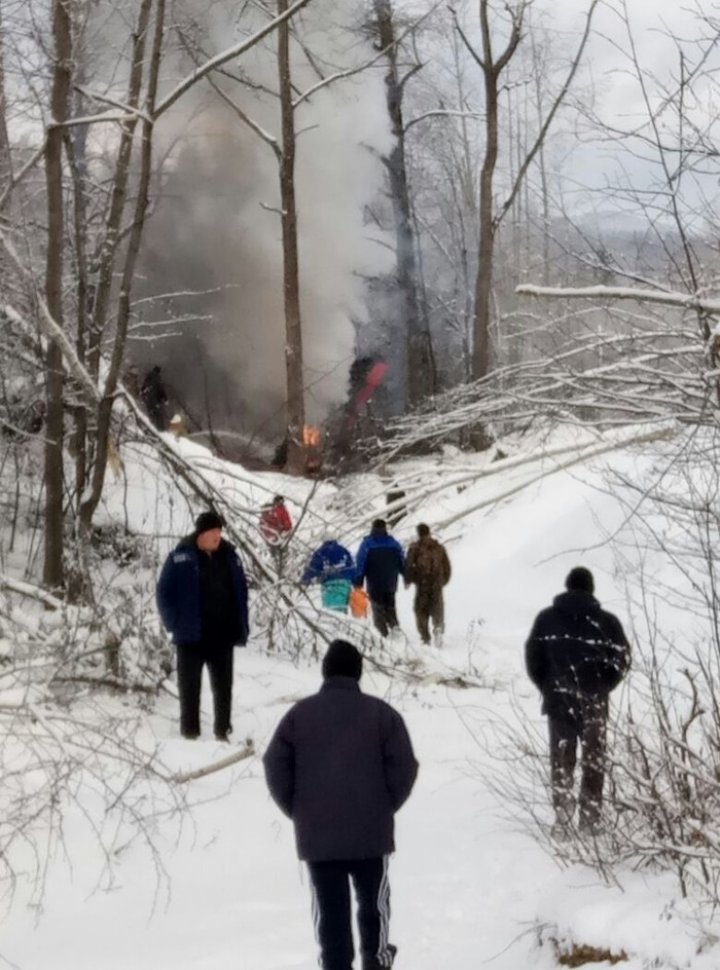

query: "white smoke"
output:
141 0 395 435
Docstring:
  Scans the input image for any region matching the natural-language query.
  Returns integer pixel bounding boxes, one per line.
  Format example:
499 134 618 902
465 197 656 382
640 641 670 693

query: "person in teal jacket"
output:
302 538 355 612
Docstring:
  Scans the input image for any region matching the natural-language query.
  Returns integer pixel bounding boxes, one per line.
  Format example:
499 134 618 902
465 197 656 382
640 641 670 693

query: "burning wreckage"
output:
273 357 389 476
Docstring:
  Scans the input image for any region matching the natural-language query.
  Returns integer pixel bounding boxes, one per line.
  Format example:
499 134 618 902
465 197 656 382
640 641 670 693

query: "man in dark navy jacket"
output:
263 640 418 970
525 566 630 832
354 520 405 637
157 511 249 741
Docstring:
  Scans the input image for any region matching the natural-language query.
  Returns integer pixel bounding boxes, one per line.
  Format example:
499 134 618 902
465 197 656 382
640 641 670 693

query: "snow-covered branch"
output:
0 233 101 407
73 83 155 119
517 283 720 318
50 109 152 128
437 423 675 529
0 576 64 610
403 109 484 133
154 0 312 119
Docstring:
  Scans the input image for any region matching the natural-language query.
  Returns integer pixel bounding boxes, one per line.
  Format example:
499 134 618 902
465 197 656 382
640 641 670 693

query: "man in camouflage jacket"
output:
405 524 451 646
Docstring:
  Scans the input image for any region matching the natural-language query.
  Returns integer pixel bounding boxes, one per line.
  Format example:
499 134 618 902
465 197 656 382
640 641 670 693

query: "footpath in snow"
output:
3 435 717 969
1 641 562 970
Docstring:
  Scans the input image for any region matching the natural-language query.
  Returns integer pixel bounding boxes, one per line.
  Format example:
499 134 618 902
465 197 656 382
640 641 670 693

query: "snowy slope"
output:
2 426 717 970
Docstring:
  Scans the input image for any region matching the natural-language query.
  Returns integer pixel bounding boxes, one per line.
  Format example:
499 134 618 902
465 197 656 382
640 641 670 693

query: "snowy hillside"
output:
2 423 719 970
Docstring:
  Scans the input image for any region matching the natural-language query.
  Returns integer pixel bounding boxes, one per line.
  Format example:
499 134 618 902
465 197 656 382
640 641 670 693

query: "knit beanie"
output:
322 640 363 681
194 510 225 536
565 566 594 594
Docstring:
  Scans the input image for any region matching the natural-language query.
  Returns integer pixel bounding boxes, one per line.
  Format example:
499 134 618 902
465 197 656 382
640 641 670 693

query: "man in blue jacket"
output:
354 520 405 637
263 639 418 970
301 536 355 612
156 511 249 741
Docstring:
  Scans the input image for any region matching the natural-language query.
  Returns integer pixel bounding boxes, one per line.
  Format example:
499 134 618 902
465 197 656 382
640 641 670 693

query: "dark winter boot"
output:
362 944 397 970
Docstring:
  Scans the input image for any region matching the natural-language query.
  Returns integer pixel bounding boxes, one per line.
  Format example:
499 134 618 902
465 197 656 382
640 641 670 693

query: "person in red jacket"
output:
259 495 293 568
260 495 292 543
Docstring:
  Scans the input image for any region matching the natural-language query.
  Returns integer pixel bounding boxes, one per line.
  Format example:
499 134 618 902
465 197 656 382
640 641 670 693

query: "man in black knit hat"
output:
157 511 249 740
525 566 631 833
263 639 418 970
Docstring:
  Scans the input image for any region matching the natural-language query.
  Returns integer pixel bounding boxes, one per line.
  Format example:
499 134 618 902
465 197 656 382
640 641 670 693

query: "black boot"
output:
362 944 397 970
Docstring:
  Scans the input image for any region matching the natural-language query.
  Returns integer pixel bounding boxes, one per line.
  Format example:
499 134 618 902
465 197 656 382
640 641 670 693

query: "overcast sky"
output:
514 0 720 224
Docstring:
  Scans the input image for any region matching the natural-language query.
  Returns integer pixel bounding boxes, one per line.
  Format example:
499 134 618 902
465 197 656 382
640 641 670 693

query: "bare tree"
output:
402 20 482 385
1 0 313 595
277 0 306 472
453 0 598 390
42 0 74 591
372 0 436 405
0 3 11 188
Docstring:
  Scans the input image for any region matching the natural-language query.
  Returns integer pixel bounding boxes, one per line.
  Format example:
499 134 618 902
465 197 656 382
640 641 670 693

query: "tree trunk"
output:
0 6 11 187
42 0 73 592
80 0 166 535
472 54 498 382
0 4 13 355
451 30 476 381
530 34 551 287
374 0 435 407
65 90 91 513
277 0 306 473
87 0 154 382
469 0 597 384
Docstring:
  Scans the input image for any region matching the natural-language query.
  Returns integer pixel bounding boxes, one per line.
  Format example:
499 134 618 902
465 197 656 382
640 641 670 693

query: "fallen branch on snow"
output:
171 739 255 784
0 575 64 610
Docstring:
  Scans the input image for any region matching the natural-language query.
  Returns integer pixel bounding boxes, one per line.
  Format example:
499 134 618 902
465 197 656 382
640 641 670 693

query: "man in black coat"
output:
157 511 249 741
263 640 418 970
525 566 631 832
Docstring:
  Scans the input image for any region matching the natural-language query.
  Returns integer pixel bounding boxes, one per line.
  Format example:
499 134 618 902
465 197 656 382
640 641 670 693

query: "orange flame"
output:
303 425 321 447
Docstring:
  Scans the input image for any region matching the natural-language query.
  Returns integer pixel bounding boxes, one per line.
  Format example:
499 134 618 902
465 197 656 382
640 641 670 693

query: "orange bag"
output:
349 586 369 619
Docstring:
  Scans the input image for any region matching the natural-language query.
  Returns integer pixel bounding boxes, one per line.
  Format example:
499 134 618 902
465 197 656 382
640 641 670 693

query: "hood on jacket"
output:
320 539 343 553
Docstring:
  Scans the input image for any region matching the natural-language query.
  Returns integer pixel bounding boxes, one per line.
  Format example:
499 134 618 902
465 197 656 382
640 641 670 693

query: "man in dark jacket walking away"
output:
405 524 451 646
354 520 405 638
525 567 630 833
156 511 249 741
263 640 418 970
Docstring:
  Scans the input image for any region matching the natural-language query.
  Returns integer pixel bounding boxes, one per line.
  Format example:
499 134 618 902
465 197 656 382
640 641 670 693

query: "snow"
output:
2 425 719 970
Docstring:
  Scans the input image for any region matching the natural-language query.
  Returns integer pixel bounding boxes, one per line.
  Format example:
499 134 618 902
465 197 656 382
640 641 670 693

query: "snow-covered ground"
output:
2 425 718 969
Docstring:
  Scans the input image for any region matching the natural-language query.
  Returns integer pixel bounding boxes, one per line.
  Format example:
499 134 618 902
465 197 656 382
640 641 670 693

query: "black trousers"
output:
307 857 395 970
176 641 234 738
548 694 608 828
369 591 399 638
